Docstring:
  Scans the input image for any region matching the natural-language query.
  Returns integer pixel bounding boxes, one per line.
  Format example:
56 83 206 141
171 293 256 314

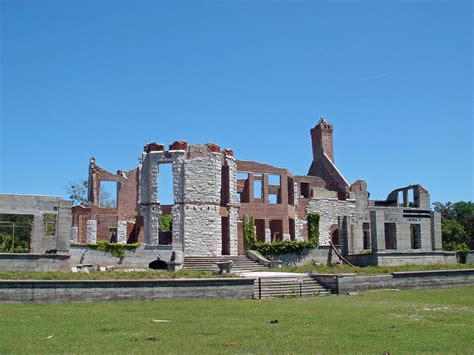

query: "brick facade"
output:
71 116 444 266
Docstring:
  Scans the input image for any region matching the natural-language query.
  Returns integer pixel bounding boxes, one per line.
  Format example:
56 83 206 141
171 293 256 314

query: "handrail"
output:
246 250 282 268
328 239 354 266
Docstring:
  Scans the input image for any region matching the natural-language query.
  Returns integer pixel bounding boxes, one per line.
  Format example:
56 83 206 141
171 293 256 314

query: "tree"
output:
66 180 88 205
66 180 116 207
434 201 474 249
441 219 466 250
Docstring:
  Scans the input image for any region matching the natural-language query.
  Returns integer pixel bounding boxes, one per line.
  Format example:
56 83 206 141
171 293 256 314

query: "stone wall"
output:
312 268 474 294
348 251 458 266
183 154 222 256
0 253 70 272
0 278 256 303
69 244 172 268
306 198 355 245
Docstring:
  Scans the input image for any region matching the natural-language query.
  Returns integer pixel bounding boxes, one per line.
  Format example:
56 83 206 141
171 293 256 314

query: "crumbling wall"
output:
306 198 356 246
225 152 239 255
0 194 72 253
182 149 222 256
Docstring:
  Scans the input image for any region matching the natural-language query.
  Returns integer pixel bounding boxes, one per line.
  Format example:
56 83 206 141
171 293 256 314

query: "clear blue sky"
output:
1 0 472 204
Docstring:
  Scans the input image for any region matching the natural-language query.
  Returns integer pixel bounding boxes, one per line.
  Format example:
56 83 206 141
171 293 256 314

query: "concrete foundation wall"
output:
312 269 474 294
69 245 172 268
0 278 256 303
466 252 474 264
348 251 458 266
0 253 70 272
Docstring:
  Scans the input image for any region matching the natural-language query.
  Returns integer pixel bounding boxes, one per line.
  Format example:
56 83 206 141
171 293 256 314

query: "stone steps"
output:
253 277 330 299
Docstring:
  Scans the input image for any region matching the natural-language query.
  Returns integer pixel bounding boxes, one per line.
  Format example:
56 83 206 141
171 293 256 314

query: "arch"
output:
329 224 339 245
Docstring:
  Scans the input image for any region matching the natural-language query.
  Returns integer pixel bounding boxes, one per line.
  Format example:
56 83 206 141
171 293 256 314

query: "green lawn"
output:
275 262 474 275
0 286 473 354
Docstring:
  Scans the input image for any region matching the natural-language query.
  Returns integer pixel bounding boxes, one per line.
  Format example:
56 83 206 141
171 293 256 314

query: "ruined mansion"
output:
67 117 453 267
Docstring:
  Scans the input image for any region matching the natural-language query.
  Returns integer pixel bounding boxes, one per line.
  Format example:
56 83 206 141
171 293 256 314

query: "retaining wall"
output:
0 278 255 303
0 253 70 272
69 245 172 268
312 268 474 294
347 251 457 266
272 246 340 266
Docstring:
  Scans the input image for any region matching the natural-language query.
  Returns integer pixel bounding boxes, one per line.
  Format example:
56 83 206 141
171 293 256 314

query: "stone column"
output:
30 214 44 253
369 210 385 252
70 227 78 243
117 221 128 244
171 151 185 256
86 220 97 244
431 211 442 251
139 152 160 245
225 154 239 256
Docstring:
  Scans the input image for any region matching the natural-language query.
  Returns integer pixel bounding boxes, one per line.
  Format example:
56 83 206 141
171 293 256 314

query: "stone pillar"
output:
338 216 350 256
225 154 239 256
117 221 127 244
30 214 44 253
86 220 97 244
431 211 442 251
139 152 161 245
369 210 385 252
70 227 78 243
171 151 186 256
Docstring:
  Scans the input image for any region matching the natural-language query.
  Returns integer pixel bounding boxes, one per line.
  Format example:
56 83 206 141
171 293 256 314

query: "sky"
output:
1 0 473 205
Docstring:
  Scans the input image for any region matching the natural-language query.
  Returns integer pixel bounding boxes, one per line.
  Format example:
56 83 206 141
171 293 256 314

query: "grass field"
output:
0 286 472 354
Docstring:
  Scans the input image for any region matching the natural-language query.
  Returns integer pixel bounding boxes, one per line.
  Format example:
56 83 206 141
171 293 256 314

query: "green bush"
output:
159 214 173 232
84 241 141 258
254 239 315 256
454 243 470 264
0 233 30 253
307 212 320 247
243 214 257 250
244 212 320 256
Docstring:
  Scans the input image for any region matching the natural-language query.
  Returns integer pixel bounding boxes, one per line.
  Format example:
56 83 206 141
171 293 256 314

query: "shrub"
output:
307 212 320 247
454 243 470 264
244 212 320 256
243 214 257 250
254 240 315 256
84 241 141 258
159 214 173 232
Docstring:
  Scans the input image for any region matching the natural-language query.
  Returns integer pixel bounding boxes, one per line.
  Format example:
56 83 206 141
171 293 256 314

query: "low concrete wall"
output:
466 251 474 264
312 268 474 294
271 246 341 266
0 253 70 272
347 251 458 266
69 244 173 269
0 278 256 303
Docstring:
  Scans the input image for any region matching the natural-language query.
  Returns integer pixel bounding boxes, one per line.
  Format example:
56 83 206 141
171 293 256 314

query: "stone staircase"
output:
253 276 330 299
183 255 270 273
